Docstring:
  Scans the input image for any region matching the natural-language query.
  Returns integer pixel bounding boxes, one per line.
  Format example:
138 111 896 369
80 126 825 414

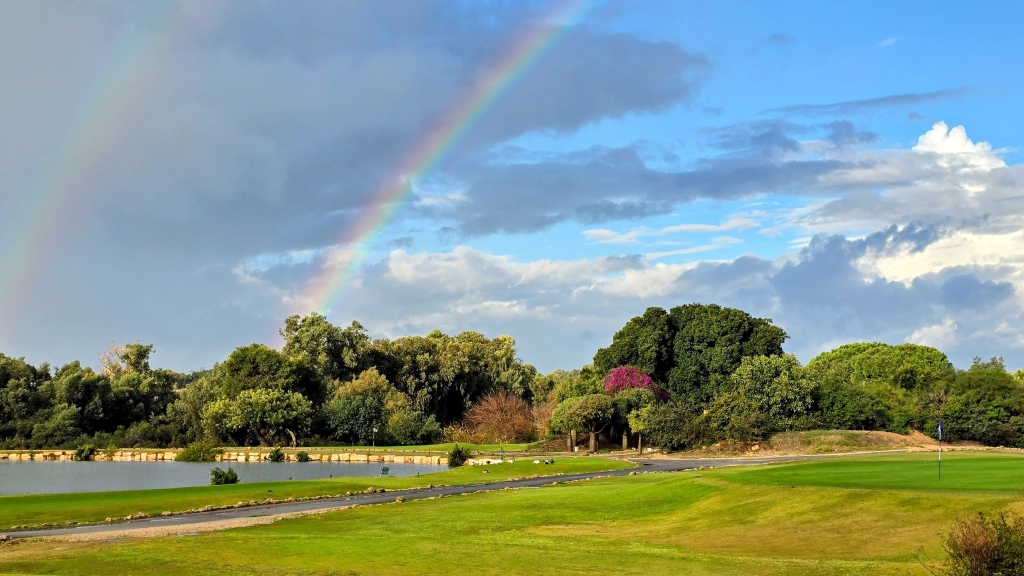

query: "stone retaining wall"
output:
0 450 447 466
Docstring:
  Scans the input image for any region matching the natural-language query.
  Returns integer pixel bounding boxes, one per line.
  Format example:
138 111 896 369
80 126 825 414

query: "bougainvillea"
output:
603 366 669 400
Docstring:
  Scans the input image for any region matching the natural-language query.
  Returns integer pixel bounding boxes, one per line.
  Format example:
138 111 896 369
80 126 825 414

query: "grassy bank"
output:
0 457 630 529
1 452 1022 575
308 442 539 453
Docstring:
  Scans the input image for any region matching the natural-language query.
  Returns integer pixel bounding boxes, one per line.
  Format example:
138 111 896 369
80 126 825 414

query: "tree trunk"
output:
589 431 597 453
622 432 629 451
566 434 572 452
570 430 577 451
286 429 297 448
637 434 643 455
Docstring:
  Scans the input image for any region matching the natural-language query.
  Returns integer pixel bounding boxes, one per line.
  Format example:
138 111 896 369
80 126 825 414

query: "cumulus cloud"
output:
907 319 959 348
272 219 1024 371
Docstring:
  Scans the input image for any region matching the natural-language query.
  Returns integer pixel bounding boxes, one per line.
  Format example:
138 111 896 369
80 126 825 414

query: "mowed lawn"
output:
0 457 631 529
1 452 1023 575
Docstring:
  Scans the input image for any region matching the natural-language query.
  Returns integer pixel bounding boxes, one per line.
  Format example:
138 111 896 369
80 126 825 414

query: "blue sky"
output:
1 0 1023 374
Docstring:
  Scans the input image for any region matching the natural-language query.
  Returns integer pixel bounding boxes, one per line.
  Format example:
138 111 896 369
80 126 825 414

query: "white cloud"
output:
645 235 742 259
906 318 958 348
912 121 1005 173
583 216 757 244
877 36 902 48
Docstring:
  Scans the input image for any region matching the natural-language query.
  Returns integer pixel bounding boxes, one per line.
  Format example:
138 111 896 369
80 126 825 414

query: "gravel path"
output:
2 451 903 541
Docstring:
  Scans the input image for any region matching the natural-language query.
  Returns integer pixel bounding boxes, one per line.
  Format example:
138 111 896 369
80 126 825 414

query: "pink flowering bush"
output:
603 366 669 400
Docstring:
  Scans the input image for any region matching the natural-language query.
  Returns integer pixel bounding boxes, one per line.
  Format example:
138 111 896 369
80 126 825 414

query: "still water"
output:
0 461 444 495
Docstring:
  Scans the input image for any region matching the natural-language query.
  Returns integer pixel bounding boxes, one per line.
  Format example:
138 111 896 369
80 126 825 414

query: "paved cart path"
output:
2 451 904 540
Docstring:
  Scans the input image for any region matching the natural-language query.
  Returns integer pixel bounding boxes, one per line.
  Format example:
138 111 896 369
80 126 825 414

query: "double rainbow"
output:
0 3 196 310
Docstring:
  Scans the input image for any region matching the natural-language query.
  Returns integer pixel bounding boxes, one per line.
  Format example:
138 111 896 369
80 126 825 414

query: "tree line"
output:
0 313 537 449
551 304 1024 451
2 304 1022 451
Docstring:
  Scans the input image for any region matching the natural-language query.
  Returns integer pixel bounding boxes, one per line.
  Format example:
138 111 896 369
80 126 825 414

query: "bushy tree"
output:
728 354 814 432
371 330 537 424
203 388 312 446
323 368 438 445
595 304 787 410
280 314 371 383
323 393 386 444
462 389 536 444
551 367 604 403
593 307 674 380
667 304 788 408
806 342 954 390
550 394 614 452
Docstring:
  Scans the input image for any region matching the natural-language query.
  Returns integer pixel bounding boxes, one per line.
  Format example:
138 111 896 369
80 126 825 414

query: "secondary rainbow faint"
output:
298 0 596 315
0 3 195 310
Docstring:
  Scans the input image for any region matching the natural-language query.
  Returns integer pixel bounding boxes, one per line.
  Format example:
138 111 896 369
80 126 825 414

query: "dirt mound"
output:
769 430 937 455
662 429 944 458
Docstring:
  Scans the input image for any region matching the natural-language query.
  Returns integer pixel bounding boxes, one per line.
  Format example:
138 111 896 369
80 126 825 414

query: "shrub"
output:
646 403 694 451
296 451 310 462
939 512 1024 576
267 446 286 462
462 390 536 444
175 441 222 462
447 444 471 467
209 467 239 485
73 444 96 461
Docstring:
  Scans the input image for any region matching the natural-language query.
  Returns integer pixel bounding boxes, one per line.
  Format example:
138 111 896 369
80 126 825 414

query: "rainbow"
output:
299 0 595 315
0 3 199 312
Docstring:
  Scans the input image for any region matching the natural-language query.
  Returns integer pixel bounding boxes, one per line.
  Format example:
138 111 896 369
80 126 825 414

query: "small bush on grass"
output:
936 512 1024 576
296 451 310 462
73 444 96 461
268 447 286 462
447 444 471 467
176 441 222 462
209 467 239 485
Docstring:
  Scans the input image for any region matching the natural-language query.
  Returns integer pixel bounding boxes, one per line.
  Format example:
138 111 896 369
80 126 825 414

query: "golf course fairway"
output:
0 452 1021 575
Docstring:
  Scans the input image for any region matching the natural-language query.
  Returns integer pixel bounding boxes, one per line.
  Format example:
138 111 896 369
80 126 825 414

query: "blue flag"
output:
937 420 943 441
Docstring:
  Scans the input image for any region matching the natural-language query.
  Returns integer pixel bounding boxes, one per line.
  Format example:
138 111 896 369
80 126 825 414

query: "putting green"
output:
721 452 1024 492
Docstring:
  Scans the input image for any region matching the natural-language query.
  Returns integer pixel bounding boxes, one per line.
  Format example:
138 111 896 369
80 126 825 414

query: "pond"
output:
0 461 444 495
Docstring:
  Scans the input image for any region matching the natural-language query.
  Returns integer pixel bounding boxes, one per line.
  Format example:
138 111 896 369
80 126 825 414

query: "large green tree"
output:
805 342 955 390
220 343 326 405
280 314 371 384
370 330 537 425
595 303 788 408
202 388 312 446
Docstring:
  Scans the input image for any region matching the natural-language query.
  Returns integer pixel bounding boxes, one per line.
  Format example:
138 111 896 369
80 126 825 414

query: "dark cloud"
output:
940 274 1015 310
443 141 850 236
0 1 712 369
765 88 968 117
824 120 877 146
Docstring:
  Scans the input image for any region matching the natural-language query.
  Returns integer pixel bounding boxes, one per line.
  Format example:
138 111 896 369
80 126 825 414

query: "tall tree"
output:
595 303 788 409
280 314 371 384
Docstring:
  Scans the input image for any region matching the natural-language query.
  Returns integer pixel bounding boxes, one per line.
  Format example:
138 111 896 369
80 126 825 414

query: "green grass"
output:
0 457 630 529
2 453 1023 575
301 442 539 453
724 451 1024 491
